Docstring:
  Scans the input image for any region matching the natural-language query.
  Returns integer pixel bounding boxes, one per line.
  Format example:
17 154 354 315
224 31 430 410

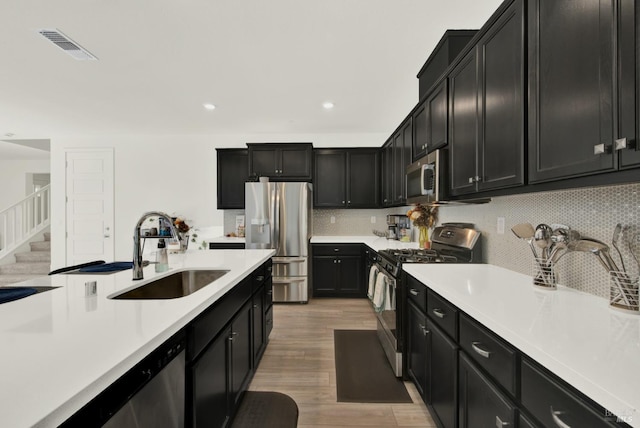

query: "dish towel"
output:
78 262 134 273
367 264 379 300
372 272 387 312
0 287 38 304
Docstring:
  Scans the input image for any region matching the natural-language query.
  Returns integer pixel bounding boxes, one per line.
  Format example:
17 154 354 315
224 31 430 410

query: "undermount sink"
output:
110 269 229 300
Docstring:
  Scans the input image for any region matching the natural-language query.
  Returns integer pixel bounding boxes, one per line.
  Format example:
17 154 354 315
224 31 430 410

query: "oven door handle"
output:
374 264 397 288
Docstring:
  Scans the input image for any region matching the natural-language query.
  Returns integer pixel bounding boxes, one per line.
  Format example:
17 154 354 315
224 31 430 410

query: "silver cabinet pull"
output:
333 248 340 252
337 260 341 263
615 138 628 151
471 341 491 358
409 289 419 296
468 177 474 184
418 324 429 336
432 308 446 319
495 415 510 427
593 143 606 155
550 406 571 428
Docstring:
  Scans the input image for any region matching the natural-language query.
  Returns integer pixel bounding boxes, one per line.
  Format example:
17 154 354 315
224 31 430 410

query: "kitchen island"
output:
0 249 274 428
404 263 639 427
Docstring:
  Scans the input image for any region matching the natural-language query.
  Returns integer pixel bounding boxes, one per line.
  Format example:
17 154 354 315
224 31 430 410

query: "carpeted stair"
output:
0 232 51 286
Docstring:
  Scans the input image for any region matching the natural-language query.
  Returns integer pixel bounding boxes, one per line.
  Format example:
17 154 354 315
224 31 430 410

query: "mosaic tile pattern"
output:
438 182 640 298
224 182 640 299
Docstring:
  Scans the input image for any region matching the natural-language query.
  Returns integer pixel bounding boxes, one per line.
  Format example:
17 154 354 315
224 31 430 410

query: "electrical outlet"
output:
330 216 336 224
371 216 376 224
497 217 505 235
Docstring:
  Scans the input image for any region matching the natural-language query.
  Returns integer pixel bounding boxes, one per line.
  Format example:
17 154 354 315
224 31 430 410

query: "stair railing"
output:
0 184 51 258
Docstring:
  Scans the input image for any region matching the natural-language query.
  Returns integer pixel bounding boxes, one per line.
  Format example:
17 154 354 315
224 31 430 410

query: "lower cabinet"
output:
252 285 266 364
406 300 458 428
230 301 253 408
406 302 428 398
521 358 619 428
312 244 364 297
458 353 516 428
404 278 624 428
192 325 232 428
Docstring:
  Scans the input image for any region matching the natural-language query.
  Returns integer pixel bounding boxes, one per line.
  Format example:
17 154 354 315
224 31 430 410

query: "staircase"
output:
0 232 51 286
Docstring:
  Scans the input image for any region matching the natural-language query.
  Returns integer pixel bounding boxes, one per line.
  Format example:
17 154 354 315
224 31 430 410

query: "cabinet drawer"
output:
521 358 618 428
405 274 427 313
459 313 517 395
427 289 458 340
312 244 362 256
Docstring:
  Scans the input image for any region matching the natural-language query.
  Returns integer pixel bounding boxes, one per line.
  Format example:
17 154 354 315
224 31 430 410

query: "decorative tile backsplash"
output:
223 181 640 298
438 182 640 298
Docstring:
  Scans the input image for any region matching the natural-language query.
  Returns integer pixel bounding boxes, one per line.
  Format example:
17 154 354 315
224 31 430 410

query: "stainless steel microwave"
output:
406 149 445 204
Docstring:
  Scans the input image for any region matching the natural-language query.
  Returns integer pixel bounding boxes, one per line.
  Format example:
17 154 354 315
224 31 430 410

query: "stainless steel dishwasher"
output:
60 331 185 428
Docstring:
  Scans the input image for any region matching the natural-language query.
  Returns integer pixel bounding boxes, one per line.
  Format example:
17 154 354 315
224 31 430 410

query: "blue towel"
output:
0 287 38 304
78 262 134 273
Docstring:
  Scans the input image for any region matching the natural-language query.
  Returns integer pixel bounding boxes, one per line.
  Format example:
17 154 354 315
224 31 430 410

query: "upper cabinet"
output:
528 0 639 182
449 0 525 196
393 118 412 205
216 149 248 209
413 80 448 161
314 149 380 208
382 140 394 207
248 143 313 181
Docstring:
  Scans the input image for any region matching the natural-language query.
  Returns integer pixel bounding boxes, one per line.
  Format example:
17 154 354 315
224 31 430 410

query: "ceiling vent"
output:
37 29 98 61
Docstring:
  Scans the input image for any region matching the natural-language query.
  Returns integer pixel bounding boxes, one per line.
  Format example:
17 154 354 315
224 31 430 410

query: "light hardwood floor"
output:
248 298 436 427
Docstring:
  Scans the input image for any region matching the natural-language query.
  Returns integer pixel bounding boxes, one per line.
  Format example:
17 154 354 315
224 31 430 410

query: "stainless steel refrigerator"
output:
245 181 312 303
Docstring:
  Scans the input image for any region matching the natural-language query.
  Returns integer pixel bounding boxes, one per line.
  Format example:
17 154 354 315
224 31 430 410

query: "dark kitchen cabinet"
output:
449 0 525 196
216 149 248 209
192 325 231 428
393 118 412 205
413 81 448 161
449 50 478 196
429 319 458 428
528 0 639 182
314 149 380 208
230 301 252 407
458 353 516 428
382 139 394 206
248 143 313 181
251 285 266 366
406 301 429 398
521 358 619 428
407 296 458 428
312 244 364 297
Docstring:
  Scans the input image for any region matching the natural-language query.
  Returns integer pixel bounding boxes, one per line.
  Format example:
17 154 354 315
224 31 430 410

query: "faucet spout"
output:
133 211 180 280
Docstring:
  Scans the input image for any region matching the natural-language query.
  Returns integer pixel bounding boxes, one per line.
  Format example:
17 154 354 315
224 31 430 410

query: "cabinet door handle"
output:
253 304 258 308
468 177 474 184
593 143 607 155
266 290 273 295
337 260 341 264
334 248 340 252
471 341 491 359
418 324 430 336
550 406 571 428
409 288 419 296
495 415 510 427
614 138 628 151
255 275 264 282
432 308 446 319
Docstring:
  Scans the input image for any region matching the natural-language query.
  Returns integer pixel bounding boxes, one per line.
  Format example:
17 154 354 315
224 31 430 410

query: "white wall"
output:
0 159 50 210
50 133 386 268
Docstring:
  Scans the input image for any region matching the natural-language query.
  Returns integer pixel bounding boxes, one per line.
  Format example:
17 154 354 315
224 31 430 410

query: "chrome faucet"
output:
133 211 180 280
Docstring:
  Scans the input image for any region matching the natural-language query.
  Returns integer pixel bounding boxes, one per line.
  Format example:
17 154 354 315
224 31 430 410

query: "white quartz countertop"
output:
310 235 419 251
0 249 274 428
403 263 639 426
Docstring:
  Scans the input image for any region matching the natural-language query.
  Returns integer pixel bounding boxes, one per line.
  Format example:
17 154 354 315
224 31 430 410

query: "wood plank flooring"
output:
248 298 436 427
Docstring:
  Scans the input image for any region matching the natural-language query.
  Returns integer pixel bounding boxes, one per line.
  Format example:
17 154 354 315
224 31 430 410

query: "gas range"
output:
377 223 482 277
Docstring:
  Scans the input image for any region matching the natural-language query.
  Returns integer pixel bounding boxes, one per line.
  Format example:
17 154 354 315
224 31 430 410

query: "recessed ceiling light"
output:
322 102 334 110
203 103 216 110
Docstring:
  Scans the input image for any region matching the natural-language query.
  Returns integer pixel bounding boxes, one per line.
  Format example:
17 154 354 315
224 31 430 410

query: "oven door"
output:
373 263 402 377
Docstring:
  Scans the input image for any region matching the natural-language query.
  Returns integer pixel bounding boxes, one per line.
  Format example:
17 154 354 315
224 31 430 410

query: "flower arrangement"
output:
406 204 438 248
171 216 205 250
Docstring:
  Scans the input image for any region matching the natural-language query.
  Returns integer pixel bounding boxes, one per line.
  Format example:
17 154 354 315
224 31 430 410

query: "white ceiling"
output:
0 0 503 139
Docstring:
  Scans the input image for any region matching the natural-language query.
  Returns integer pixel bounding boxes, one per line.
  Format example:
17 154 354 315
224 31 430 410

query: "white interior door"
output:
65 149 114 265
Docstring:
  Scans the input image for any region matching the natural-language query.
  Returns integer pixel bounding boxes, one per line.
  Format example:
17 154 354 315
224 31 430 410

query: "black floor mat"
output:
231 391 298 428
334 329 412 403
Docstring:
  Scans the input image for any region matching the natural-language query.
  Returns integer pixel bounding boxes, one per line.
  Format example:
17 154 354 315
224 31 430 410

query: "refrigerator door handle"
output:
272 185 281 254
